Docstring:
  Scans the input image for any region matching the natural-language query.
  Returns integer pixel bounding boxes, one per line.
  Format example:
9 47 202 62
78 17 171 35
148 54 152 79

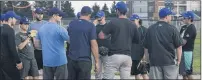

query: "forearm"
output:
143 48 148 60
91 44 99 63
18 40 28 50
176 46 182 63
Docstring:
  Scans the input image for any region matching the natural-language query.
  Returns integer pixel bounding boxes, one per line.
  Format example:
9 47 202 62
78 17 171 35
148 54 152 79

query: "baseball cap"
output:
81 6 92 15
48 7 65 17
4 11 21 21
115 2 128 13
35 8 44 14
77 12 81 18
130 14 140 21
181 11 194 20
96 11 105 18
0 14 5 21
159 8 175 18
20 16 30 24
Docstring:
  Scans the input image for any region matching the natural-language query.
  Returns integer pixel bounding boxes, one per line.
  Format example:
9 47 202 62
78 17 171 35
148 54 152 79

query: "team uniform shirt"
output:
68 19 97 61
36 22 69 67
102 18 139 56
143 21 183 66
180 24 197 51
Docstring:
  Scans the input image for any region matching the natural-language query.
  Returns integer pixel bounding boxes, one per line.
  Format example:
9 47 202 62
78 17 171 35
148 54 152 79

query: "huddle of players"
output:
0 1 196 80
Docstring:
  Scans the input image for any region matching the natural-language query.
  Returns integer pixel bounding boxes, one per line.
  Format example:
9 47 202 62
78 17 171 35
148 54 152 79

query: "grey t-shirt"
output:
15 32 35 60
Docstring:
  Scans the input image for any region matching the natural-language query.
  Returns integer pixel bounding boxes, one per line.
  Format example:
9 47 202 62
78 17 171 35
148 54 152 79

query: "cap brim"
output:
36 11 44 14
15 15 21 20
170 12 176 15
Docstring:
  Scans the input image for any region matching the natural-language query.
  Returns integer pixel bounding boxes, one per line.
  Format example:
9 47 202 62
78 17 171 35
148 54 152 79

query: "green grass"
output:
193 33 201 74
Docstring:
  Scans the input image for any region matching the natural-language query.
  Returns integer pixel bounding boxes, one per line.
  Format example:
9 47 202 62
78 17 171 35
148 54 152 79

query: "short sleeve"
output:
102 21 113 35
15 33 22 46
90 24 97 40
173 27 183 48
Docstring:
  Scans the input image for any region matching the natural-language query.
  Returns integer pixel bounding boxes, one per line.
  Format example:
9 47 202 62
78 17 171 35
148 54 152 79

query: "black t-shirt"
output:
102 18 139 56
180 24 197 51
131 26 147 60
0 24 21 64
143 21 183 66
96 24 111 48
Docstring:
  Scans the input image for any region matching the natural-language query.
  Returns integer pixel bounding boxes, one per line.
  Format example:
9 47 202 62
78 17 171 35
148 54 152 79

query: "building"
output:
126 0 149 19
127 0 201 20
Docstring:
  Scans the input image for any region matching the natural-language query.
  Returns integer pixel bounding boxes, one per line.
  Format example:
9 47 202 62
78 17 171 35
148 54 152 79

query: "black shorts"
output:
34 50 43 70
131 60 149 75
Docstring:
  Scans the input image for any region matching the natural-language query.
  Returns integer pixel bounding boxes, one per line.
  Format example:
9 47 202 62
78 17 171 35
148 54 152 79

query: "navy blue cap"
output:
0 14 5 21
77 12 81 18
181 11 194 20
35 8 44 14
4 11 21 21
159 8 175 18
96 11 105 18
81 6 92 15
49 7 65 17
130 14 140 21
20 16 30 24
115 2 127 13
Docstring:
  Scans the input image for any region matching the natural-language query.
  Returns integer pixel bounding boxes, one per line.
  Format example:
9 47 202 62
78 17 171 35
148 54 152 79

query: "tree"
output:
13 1 32 18
91 3 100 18
62 1 75 17
102 3 110 17
109 1 116 17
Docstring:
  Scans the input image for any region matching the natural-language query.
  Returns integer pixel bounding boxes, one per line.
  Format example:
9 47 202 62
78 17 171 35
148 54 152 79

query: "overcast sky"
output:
29 1 117 14
70 1 115 14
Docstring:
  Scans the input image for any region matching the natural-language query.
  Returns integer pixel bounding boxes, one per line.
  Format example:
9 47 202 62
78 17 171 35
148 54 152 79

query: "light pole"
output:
57 1 62 26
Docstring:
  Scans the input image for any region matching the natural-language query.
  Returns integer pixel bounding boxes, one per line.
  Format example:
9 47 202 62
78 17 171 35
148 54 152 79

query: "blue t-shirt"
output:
36 22 69 67
68 19 97 61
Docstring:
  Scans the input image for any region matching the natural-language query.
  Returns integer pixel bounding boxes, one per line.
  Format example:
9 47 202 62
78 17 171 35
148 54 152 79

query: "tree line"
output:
0 1 118 18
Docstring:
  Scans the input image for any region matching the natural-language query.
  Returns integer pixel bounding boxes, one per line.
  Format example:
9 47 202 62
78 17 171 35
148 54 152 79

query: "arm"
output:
173 28 183 65
98 21 112 39
7 29 21 64
176 46 182 65
90 25 100 72
59 27 69 41
91 40 99 64
16 36 30 50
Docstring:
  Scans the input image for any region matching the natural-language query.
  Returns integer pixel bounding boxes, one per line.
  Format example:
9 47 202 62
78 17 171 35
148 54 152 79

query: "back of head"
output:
115 2 128 15
159 8 175 19
81 6 92 16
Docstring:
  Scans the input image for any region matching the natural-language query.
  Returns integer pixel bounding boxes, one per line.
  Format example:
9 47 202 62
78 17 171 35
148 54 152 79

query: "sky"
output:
28 1 117 14
70 1 115 14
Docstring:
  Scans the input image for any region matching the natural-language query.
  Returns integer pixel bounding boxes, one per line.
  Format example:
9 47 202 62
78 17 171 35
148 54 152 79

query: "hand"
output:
93 19 99 26
177 61 180 66
16 62 23 70
30 30 37 37
94 62 100 73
